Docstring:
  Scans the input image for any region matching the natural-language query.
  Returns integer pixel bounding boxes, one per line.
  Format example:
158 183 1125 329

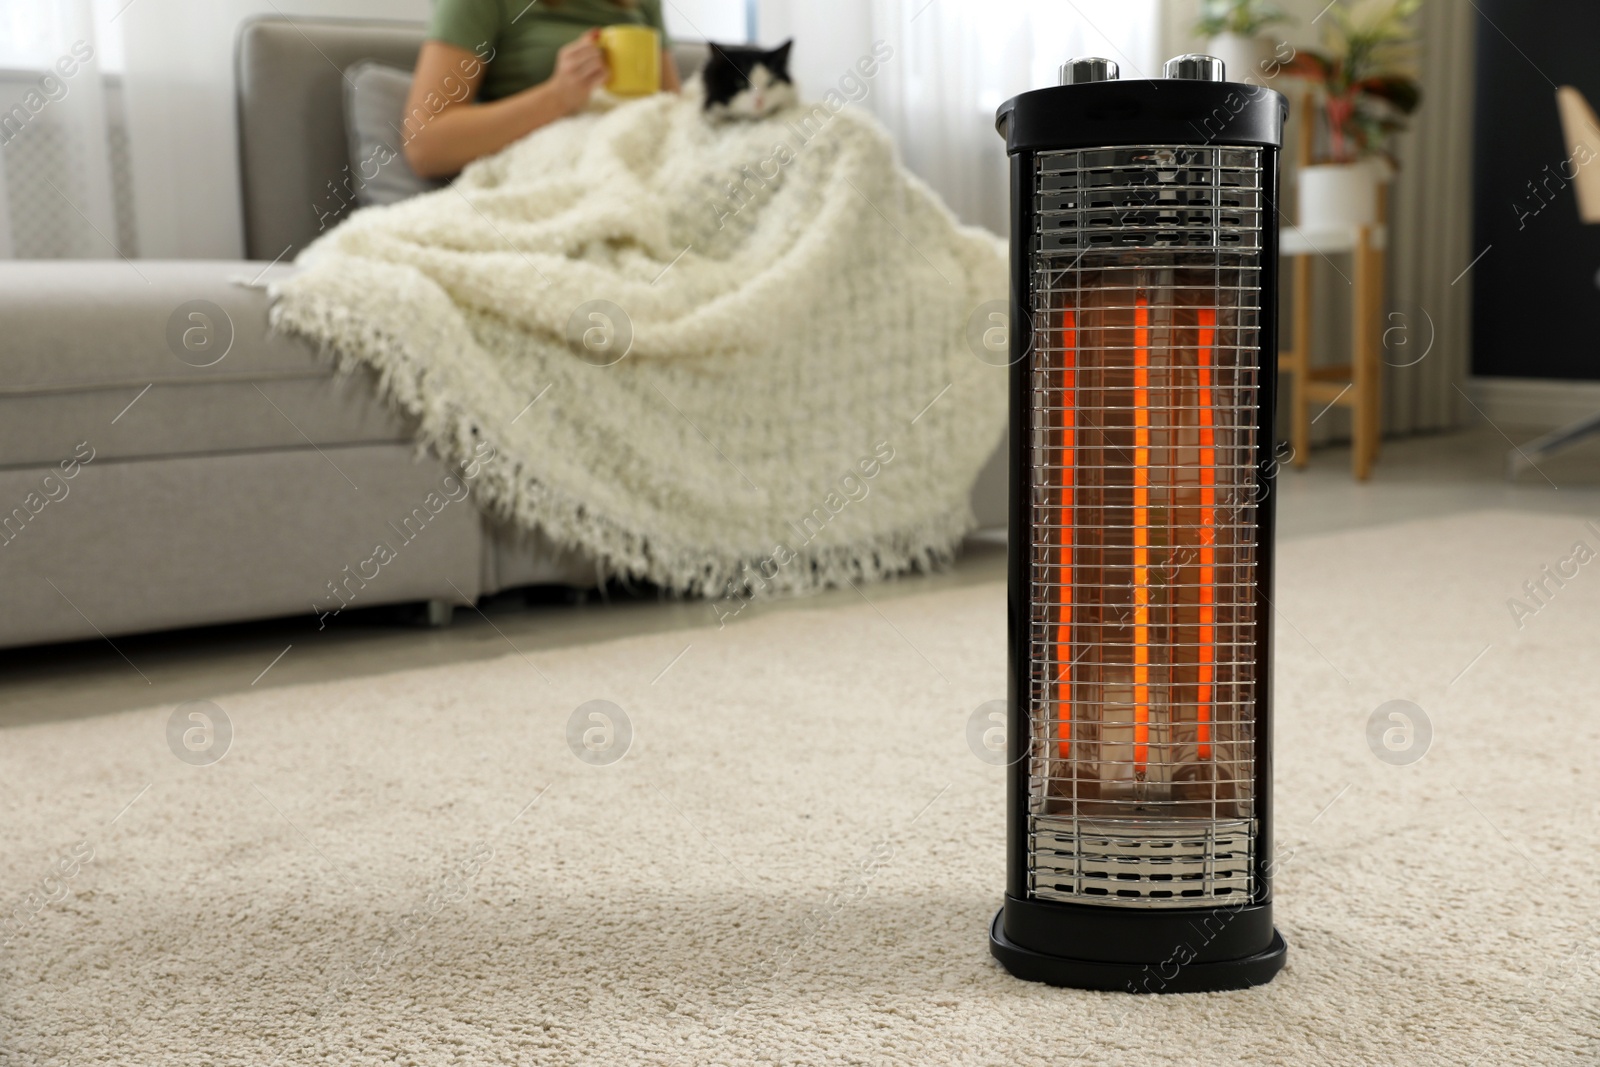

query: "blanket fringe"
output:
270 296 976 601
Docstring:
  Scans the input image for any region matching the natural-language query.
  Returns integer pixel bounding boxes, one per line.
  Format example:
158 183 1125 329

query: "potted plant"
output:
1195 0 1292 85
1288 0 1424 230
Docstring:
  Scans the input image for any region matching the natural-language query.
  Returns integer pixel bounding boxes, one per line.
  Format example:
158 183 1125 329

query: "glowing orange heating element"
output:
1132 297 1151 777
1056 310 1076 759
1055 298 1219 776
1197 308 1218 761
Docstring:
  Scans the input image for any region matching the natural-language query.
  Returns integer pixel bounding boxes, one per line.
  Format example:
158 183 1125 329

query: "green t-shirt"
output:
430 0 668 101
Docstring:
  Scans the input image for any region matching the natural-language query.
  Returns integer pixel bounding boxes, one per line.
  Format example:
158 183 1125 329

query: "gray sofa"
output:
0 16 1005 651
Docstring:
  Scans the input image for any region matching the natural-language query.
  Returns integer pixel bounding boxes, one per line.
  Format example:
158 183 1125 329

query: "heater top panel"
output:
996 80 1286 155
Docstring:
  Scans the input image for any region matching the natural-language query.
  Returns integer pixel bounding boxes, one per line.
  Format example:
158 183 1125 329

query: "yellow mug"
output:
599 25 661 97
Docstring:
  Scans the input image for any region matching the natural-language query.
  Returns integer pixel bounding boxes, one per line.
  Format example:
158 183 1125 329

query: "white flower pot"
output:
1205 33 1277 85
1298 162 1380 231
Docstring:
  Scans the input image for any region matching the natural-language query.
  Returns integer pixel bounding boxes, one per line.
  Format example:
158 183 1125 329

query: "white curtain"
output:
0 0 437 261
0 0 122 259
758 0 1161 234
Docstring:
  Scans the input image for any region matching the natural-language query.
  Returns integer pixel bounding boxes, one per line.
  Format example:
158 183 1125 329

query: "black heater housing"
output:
990 58 1289 993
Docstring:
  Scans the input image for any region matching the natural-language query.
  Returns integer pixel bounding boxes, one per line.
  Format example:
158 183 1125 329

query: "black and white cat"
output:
701 40 797 119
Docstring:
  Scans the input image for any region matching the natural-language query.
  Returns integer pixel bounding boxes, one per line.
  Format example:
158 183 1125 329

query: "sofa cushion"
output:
237 17 429 261
343 60 447 208
0 260 411 468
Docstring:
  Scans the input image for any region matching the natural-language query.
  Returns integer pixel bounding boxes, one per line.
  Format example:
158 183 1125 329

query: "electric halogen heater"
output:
989 54 1289 993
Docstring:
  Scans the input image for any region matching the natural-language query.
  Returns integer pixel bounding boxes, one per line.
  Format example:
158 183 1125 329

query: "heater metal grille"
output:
1025 145 1264 909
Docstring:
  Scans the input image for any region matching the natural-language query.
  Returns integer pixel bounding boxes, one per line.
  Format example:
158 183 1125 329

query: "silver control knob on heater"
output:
1163 53 1227 82
1059 57 1119 85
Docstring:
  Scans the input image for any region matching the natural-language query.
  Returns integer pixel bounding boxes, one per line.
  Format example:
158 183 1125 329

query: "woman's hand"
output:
401 29 637 179
546 29 609 115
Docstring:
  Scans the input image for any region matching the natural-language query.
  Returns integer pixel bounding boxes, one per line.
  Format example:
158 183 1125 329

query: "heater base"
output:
989 910 1287 993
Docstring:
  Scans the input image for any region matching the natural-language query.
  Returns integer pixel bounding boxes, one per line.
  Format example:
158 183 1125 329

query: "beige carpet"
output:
2 509 1597 1065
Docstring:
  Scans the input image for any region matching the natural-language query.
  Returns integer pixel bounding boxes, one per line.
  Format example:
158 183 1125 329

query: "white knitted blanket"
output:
270 93 1006 597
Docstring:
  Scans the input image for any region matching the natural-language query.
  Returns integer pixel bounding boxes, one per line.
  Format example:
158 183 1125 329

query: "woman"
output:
403 0 682 179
